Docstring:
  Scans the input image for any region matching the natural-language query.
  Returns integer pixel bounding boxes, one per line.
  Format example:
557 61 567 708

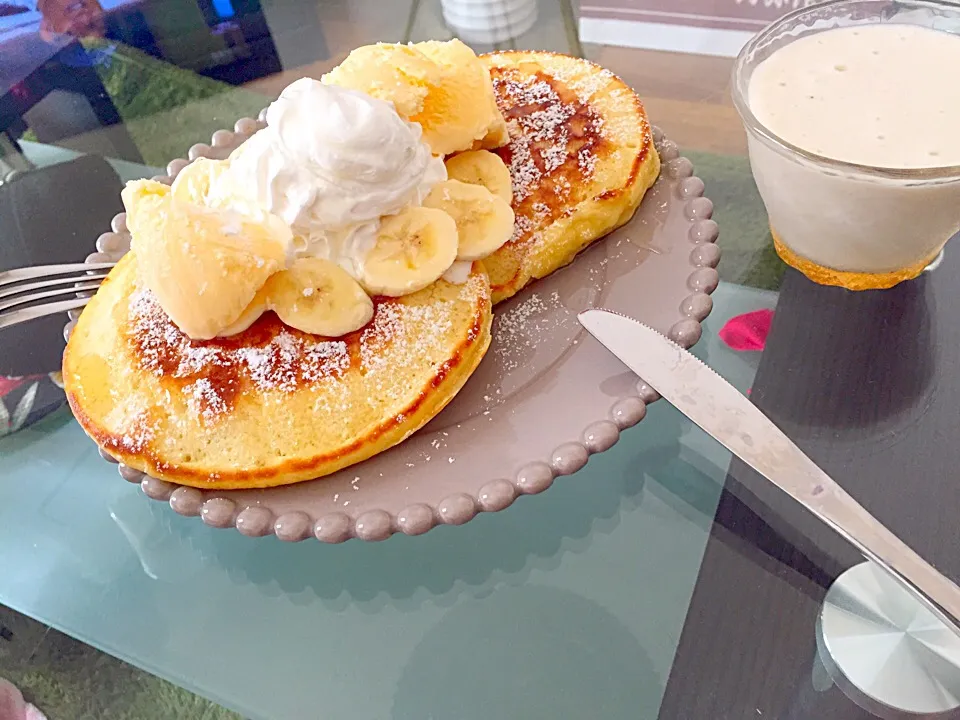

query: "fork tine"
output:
0 272 110 300
0 262 116 286
0 281 104 313
0 297 91 330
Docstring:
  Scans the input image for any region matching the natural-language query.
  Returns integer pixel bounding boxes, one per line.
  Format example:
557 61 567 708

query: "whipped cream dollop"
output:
217 78 446 276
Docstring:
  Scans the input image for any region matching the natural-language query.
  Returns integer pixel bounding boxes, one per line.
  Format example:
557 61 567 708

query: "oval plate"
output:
75 118 720 543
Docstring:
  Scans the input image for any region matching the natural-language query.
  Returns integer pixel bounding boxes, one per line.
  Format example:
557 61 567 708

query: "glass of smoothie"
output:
732 0 960 290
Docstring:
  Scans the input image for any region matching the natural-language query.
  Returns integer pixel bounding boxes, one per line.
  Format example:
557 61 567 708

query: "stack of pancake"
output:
63 47 660 489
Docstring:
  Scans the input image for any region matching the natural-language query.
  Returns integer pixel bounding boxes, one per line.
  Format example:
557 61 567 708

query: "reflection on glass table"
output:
1 281 775 720
0 3 803 718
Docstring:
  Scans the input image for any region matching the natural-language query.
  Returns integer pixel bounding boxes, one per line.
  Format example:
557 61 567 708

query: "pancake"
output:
63 253 492 489
480 51 660 304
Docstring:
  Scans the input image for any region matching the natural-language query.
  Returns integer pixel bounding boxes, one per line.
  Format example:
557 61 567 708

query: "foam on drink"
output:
749 25 960 169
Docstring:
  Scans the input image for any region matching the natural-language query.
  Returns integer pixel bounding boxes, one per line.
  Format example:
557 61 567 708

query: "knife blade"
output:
578 308 960 629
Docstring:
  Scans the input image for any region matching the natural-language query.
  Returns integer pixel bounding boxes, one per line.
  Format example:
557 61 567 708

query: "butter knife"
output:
579 308 960 629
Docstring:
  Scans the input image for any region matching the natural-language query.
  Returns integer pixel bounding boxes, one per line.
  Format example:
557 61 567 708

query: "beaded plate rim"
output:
66 118 720 543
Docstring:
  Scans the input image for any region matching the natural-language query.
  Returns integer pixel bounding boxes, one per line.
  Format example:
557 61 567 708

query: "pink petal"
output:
719 310 774 352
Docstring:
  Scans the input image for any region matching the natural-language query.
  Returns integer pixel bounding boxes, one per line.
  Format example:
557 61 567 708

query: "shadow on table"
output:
210 443 651 612
761 271 936 441
121 405 694 611
392 584 662 720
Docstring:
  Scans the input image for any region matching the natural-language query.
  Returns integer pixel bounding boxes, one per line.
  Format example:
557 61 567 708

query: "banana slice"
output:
264 258 374 337
422 180 514 261
444 150 513 203
359 207 458 297
122 179 291 340
170 157 229 206
218 260 373 338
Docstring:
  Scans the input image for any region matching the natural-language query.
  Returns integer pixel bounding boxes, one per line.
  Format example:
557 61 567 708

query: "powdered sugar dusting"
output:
457 270 488 303
500 129 541 204
304 341 351 382
359 300 452 402
185 378 228 424
492 289 569 374
235 332 317 393
498 293 548 339
548 63 617 105
509 214 535 245
357 273 487 410
120 413 154 452
116 410 155 452
542 141 569 174
129 289 351 421
492 75 576 203
578 146 597 176
104 393 157 453
126 273 487 424
490 64 611 251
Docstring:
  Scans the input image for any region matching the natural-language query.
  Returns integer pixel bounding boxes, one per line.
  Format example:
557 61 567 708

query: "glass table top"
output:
1 286 770 720
2 1 958 718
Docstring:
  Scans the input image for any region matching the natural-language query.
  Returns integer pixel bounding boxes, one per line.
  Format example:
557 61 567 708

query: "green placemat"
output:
686 151 786 291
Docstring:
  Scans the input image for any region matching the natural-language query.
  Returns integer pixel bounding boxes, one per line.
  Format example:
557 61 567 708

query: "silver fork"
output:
0 262 116 330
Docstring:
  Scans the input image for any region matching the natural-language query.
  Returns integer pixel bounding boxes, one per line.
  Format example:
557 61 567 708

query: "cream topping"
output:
212 78 447 277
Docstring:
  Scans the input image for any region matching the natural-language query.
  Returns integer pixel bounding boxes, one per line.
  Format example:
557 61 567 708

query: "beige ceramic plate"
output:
70 118 720 542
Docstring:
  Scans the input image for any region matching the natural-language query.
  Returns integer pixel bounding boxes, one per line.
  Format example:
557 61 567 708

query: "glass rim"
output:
731 0 960 182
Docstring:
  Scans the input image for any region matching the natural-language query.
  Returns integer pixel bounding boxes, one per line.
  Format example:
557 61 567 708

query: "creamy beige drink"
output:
750 25 960 169
737 18 960 289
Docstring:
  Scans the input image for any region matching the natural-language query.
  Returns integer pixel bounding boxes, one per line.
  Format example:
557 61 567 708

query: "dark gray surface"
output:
659 242 960 719
0 31 67 97
0 154 124 377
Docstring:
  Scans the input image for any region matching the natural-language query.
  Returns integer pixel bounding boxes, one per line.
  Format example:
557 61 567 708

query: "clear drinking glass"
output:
732 0 960 290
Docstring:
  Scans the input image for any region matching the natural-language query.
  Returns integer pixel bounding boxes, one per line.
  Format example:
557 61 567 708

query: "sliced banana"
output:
444 150 513 203
264 258 373 337
422 180 514 261
359 207 458 297
170 157 229 206
218 259 374 338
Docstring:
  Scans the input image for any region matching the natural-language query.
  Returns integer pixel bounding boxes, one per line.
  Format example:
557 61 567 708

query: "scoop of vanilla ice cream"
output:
322 40 508 156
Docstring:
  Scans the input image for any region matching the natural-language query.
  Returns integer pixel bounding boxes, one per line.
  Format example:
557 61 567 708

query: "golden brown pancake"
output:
64 254 491 489
480 51 660 304
64 50 657 489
